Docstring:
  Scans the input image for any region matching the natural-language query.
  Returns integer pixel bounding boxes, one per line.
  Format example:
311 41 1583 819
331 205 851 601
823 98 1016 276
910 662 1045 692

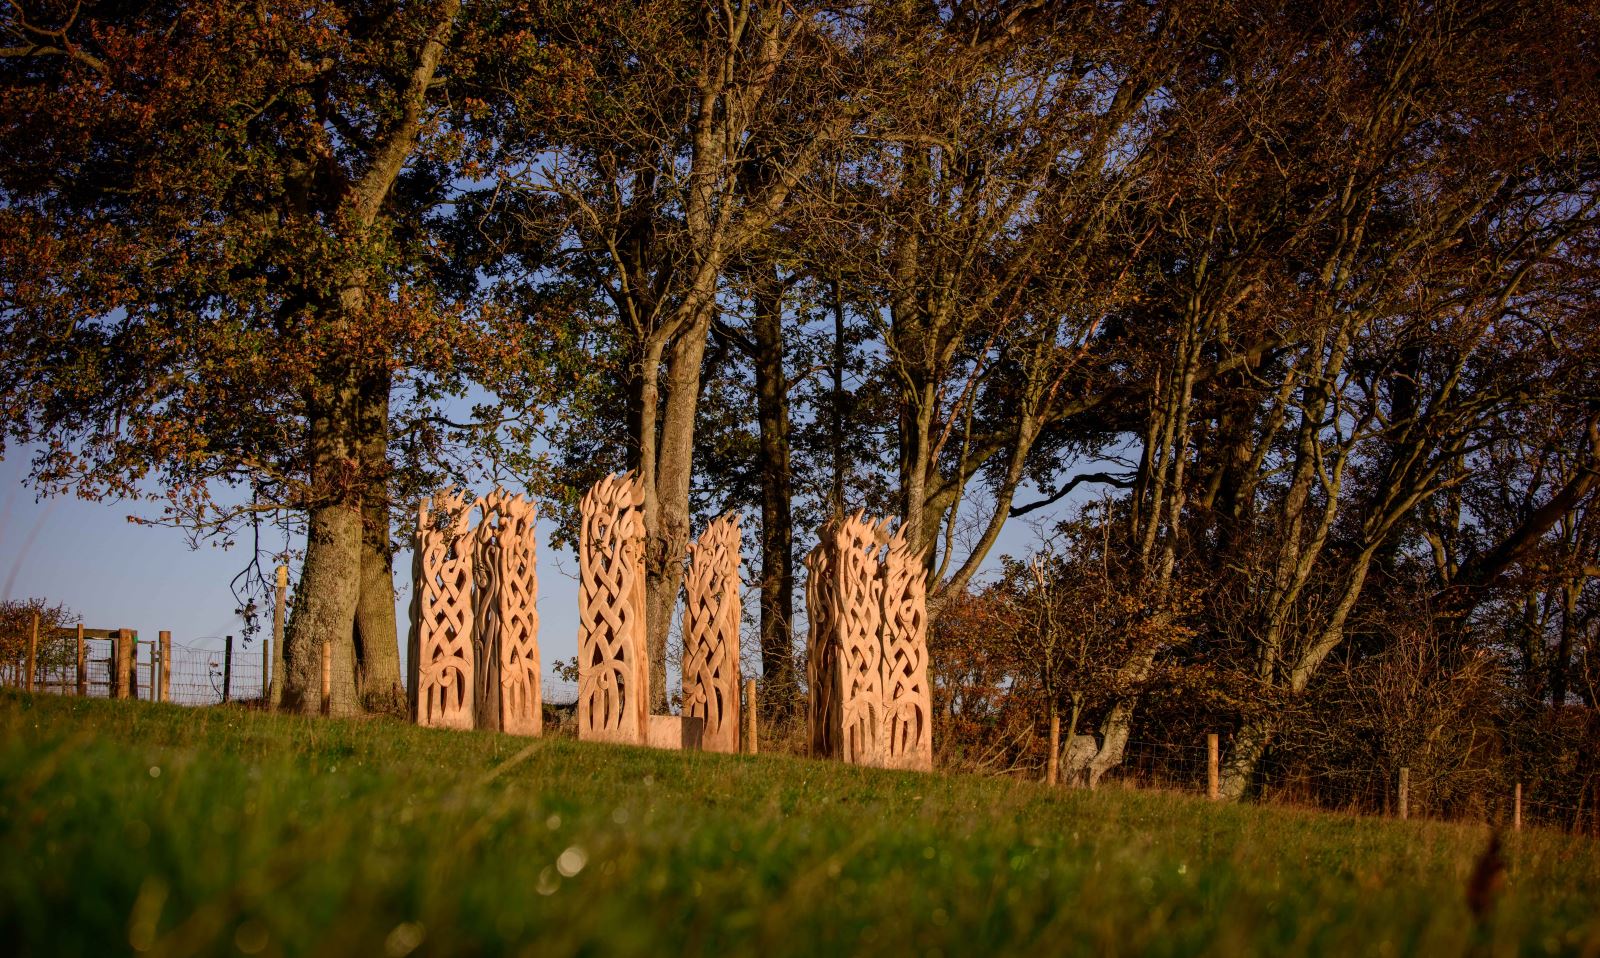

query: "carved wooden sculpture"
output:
803 533 839 759
878 526 933 772
805 511 890 765
411 492 476 730
681 513 742 753
475 490 542 736
836 513 889 766
578 472 649 744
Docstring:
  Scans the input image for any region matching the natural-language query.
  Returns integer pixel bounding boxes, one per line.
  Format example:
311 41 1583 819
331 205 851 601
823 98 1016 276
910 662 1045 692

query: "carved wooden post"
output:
805 512 889 766
471 499 505 732
803 536 840 760
1513 783 1522 832
476 489 542 736
879 526 932 772
410 493 476 729
838 514 888 766
1398 767 1410 820
577 472 648 744
681 513 743 753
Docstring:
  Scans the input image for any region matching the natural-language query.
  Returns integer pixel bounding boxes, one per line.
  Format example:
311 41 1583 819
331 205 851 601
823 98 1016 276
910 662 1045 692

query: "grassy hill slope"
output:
1 692 1595 957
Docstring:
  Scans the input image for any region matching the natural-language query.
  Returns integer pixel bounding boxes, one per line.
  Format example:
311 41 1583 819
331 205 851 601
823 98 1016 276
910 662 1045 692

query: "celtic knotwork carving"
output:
837 512 890 766
682 513 742 753
578 472 649 744
489 490 541 736
471 511 503 730
413 492 475 730
804 535 839 759
410 486 541 736
879 525 933 772
806 511 891 766
471 489 542 736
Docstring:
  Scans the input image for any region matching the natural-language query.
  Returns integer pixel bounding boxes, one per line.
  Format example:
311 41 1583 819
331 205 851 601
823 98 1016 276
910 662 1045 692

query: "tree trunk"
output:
353 372 402 714
283 387 363 716
1085 696 1137 789
752 274 796 714
1218 716 1275 801
285 503 362 716
830 275 847 515
644 306 716 711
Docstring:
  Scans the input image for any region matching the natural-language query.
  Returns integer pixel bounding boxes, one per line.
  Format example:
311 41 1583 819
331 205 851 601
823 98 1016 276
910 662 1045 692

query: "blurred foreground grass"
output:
1 691 1597 957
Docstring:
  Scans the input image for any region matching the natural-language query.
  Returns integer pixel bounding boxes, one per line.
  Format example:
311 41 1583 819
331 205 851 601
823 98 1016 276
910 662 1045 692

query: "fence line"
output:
4 642 1592 835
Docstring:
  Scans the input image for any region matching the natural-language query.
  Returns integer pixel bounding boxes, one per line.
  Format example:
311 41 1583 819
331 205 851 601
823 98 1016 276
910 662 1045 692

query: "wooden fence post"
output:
25 612 38 693
1398 767 1410 821
1046 711 1060 786
1513 782 1522 832
1207 733 1220 801
149 636 160 702
75 624 86 696
159 631 171 703
114 631 134 700
128 632 140 700
269 564 287 710
222 635 233 704
261 633 270 703
744 679 758 754
320 641 332 715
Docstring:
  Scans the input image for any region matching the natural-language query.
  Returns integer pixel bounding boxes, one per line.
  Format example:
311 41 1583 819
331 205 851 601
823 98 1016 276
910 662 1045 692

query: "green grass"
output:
1 692 1596 957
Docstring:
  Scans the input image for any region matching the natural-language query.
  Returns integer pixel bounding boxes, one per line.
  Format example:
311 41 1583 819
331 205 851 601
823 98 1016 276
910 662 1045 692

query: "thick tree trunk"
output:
752 273 797 714
285 502 362 715
644 306 716 711
353 373 402 714
283 387 363 716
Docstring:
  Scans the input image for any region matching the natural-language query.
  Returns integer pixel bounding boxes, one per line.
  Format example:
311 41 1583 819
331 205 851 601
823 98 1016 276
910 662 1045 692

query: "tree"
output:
0 598 78 687
0 0 494 713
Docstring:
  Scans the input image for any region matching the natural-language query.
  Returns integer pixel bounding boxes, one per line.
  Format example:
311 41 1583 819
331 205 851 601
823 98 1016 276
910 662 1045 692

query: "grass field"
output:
1 691 1596 957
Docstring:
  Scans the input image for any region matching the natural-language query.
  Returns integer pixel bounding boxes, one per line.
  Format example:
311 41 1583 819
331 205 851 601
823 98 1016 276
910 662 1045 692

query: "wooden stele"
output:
577 472 649 744
806 511 890 766
411 492 476 730
878 526 933 772
803 533 839 759
490 490 542 736
681 513 742 753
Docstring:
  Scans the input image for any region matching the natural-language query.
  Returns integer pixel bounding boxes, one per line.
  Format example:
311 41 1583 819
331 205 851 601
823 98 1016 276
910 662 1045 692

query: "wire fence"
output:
2 632 583 711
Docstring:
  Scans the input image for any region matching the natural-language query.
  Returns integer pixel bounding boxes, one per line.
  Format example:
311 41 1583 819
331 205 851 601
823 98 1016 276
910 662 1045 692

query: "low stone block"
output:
646 714 706 750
